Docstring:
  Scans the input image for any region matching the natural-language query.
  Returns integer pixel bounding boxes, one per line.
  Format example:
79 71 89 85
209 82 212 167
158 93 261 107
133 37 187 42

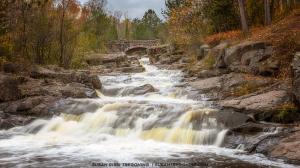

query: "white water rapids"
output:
0 58 297 168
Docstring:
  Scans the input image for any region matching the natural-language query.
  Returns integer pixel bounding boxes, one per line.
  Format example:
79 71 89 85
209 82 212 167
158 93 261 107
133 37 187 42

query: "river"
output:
0 58 297 168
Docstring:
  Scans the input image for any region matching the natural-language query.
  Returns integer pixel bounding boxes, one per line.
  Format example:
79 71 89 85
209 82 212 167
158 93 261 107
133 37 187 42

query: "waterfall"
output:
0 57 296 168
19 58 227 146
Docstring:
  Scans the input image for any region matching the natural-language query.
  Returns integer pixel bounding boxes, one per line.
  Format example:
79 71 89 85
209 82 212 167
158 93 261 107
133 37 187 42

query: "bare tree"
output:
237 0 249 34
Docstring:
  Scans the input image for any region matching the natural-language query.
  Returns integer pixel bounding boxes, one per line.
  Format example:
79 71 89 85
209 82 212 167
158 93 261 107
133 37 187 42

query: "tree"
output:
132 9 162 40
237 0 249 34
203 0 239 33
264 0 271 25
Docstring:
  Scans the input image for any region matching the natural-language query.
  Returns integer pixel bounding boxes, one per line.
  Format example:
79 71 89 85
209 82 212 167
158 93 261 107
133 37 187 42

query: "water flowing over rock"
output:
0 57 298 168
120 84 157 96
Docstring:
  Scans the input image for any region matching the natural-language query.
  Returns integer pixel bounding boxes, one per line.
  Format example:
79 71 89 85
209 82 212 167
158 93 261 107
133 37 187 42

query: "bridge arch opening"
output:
125 46 148 55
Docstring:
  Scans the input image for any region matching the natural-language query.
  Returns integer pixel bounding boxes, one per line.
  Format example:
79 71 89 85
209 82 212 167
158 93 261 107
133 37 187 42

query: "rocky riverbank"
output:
148 42 300 164
0 52 147 129
0 40 299 165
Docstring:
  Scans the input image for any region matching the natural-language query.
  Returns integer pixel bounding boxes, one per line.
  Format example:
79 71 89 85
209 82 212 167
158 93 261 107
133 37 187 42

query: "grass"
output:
275 103 298 123
230 82 261 97
201 52 215 70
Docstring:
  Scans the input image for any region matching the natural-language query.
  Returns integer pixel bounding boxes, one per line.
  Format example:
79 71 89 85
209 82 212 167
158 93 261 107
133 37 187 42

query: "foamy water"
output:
0 58 297 168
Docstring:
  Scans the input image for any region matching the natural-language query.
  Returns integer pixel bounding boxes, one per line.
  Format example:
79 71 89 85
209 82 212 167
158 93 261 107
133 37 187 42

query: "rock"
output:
147 45 171 64
2 62 20 73
60 83 97 98
30 66 102 90
159 54 182 65
117 66 145 73
0 73 22 102
120 84 157 96
85 53 127 66
0 114 35 130
89 75 102 89
31 66 90 84
221 41 279 75
1 96 58 116
211 42 229 68
292 52 300 104
17 96 43 111
224 41 270 67
189 76 222 93
271 127 300 162
223 122 294 154
201 109 253 128
219 90 294 120
197 44 210 60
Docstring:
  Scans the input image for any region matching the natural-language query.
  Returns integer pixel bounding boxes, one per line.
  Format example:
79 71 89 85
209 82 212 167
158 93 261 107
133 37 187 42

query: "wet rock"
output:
117 66 145 73
89 75 102 89
1 96 58 116
61 83 97 98
292 52 300 104
219 90 294 121
224 122 294 154
271 127 300 162
0 113 35 130
0 73 22 102
120 84 157 96
17 96 43 111
189 109 253 130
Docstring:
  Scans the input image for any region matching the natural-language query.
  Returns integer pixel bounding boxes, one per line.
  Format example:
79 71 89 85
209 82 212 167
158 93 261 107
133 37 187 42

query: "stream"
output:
0 57 297 168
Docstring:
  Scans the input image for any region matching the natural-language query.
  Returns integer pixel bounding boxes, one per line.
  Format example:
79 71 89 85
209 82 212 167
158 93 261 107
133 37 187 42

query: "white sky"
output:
79 0 166 20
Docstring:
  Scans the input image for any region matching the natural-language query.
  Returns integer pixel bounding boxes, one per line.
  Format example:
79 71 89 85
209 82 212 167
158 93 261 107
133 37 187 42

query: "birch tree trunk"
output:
264 0 272 25
238 0 249 34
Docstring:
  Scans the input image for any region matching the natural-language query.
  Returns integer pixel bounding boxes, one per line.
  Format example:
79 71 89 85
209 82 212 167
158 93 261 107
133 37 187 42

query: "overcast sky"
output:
79 0 166 20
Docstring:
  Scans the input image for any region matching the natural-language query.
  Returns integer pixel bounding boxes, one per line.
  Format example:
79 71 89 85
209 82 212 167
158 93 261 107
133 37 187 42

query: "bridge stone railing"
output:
107 40 161 52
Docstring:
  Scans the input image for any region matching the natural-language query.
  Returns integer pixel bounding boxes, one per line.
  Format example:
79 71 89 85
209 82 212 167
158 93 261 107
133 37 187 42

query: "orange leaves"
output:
204 30 243 45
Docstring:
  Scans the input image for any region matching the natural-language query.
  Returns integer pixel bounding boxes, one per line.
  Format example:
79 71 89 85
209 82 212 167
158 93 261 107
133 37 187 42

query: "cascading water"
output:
0 57 297 168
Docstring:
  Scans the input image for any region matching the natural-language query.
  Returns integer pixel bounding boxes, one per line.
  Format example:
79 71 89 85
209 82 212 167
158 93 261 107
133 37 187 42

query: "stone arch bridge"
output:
107 40 161 55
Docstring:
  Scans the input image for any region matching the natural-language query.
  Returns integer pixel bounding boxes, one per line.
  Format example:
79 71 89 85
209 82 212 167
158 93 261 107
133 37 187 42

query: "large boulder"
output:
220 41 279 76
271 127 300 162
0 73 22 102
60 83 97 98
30 66 102 90
189 73 273 100
292 52 300 104
224 122 295 156
1 96 58 116
224 41 269 66
219 90 289 112
219 90 297 122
